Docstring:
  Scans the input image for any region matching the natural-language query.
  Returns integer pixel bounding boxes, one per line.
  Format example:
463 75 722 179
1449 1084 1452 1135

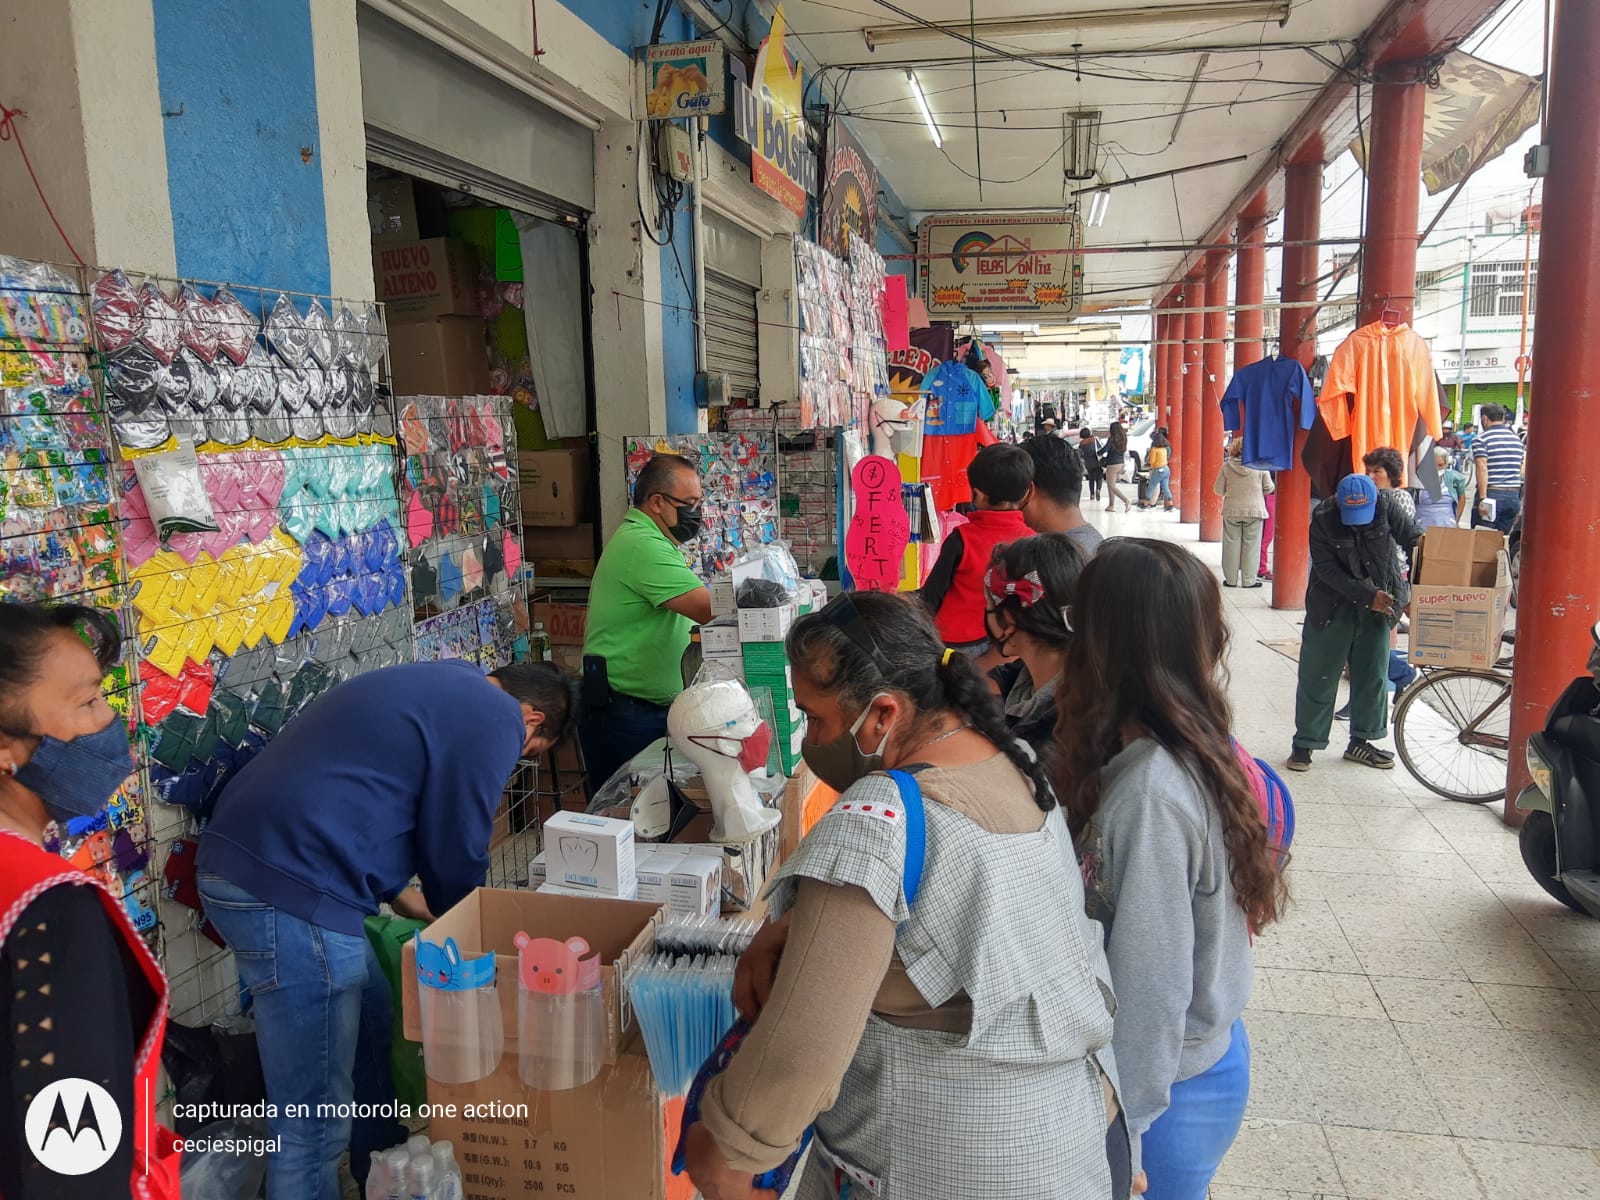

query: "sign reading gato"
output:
733 7 818 218
638 39 727 119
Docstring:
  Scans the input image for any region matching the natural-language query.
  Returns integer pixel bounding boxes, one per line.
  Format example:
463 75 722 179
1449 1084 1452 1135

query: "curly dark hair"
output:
1361 446 1406 489
788 590 1055 811
1052 539 1287 928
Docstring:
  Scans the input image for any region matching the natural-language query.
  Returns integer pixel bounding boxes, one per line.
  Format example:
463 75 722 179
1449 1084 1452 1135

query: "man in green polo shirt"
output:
580 453 713 793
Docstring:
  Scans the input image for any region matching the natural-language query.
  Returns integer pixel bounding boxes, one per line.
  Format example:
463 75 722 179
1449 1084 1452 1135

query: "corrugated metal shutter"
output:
358 7 594 216
705 270 760 402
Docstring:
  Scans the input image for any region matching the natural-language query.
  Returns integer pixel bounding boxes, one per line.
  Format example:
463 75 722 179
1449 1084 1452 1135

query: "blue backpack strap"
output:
882 769 927 908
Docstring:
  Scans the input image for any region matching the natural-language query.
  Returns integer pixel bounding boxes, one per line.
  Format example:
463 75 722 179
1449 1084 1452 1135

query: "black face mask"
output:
665 501 704 544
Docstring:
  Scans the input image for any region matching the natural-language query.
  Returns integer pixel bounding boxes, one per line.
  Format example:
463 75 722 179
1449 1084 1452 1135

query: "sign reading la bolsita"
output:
733 7 818 218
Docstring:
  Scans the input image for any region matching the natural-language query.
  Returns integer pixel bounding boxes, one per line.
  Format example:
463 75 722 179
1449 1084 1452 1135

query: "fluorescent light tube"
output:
907 71 943 149
1089 189 1111 228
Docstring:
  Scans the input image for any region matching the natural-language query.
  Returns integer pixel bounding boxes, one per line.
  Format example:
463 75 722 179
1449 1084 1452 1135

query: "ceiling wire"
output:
969 0 982 199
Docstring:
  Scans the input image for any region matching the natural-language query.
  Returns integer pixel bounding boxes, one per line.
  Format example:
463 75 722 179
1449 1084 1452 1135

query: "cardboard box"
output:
635 846 688 905
368 177 421 242
374 237 479 323
531 601 589 646
543 811 636 895
387 316 489 396
709 579 737 617
400 888 657 1057
667 852 722 920
519 450 591 527
539 879 640 901
738 603 797 643
528 851 546 887
669 819 783 913
1409 528 1512 669
699 618 741 658
399 889 681 1200
434 1048 690 1200
526 524 598 562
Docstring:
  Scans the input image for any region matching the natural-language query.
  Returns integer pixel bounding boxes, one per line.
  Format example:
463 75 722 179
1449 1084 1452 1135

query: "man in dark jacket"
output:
1289 474 1422 772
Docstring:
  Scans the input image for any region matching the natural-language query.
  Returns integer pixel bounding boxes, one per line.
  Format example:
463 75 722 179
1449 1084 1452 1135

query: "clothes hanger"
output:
1380 301 1403 328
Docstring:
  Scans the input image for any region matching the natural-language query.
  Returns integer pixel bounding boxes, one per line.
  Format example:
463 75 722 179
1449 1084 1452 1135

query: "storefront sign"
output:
732 7 818 218
845 455 909 591
919 214 1084 318
1437 349 1519 383
638 39 727 119
821 120 880 257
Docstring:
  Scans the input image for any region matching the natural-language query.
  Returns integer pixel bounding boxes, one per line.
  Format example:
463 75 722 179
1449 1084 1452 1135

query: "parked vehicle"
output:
1516 619 1600 917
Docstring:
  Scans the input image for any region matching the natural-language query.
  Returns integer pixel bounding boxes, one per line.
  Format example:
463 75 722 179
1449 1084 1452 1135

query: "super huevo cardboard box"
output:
1409 528 1512 669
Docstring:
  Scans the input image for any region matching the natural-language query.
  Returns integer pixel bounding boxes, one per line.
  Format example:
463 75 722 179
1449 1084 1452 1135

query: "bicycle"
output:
1392 631 1515 804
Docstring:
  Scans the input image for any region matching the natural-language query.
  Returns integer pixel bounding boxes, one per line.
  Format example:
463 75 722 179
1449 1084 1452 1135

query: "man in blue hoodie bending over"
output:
197 659 576 1200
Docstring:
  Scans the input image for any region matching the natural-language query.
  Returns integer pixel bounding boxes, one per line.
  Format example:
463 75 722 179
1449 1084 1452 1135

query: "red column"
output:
1162 295 1181 429
1359 63 1427 326
1167 289 1187 503
1235 192 1269 373
1180 273 1205 522
1153 308 1169 428
1272 142 1323 611
1505 0 1600 819
1200 244 1230 541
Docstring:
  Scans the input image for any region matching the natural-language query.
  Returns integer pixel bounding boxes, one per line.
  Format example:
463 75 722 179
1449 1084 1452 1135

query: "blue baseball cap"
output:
1337 474 1379 525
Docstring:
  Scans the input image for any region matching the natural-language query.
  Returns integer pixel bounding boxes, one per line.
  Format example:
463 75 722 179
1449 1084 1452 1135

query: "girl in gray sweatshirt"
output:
1054 538 1288 1200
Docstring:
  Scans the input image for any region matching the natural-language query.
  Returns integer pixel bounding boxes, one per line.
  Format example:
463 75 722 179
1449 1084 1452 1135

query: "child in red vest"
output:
921 444 1035 653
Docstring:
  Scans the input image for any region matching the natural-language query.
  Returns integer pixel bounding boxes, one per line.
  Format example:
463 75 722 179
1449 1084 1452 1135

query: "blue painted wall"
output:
660 212 699 433
583 0 690 56
151 0 330 296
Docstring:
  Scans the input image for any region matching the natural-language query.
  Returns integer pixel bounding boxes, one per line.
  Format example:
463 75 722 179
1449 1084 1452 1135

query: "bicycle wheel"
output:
1394 668 1513 804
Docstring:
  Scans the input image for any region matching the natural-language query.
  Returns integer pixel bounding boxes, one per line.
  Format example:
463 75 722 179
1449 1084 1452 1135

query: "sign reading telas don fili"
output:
919 213 1085 318
733 7 818 218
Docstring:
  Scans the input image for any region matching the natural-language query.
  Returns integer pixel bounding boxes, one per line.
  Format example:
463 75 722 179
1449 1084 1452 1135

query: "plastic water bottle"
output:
380 1145 412 1200
405 1156 437 1200
406 1135 431 1159
365 1151 391 1200
530 621 552 663
431 1141 464 1200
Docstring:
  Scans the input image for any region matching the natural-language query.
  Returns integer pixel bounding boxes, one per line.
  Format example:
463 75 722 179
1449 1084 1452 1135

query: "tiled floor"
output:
1085 508 1600 1200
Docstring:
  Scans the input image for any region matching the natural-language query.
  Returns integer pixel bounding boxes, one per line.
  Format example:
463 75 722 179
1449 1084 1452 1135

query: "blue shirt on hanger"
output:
923 362 986 436
1220 356 1317 471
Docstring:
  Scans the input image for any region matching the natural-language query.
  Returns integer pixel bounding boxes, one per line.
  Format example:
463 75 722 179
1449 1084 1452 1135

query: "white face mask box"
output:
537 879 640 901
634 847 688 906
668 853 723 920
542 811 637 897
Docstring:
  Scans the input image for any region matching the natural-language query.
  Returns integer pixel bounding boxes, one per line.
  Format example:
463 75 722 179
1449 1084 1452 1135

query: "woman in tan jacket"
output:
1214 438 1275 588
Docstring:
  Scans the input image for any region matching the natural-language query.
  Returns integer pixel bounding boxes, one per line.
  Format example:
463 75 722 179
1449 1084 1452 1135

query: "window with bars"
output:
1469 261 1537 319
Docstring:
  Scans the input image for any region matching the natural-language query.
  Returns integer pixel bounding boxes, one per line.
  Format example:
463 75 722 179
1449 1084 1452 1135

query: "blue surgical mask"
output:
14 720 134 822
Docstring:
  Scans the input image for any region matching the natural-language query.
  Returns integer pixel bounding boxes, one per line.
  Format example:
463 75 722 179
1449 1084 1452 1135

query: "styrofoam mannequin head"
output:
667 680 781 843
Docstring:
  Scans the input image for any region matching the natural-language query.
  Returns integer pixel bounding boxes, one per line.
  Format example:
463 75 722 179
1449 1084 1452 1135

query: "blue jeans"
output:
1145 465 1172 504
579 693 669 798
1473 487 1521 535
1139 1019 1250 1200
198 873 399 1200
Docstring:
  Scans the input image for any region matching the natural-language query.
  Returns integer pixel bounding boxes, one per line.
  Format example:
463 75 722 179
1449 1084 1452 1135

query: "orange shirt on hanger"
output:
1317 320 1441 481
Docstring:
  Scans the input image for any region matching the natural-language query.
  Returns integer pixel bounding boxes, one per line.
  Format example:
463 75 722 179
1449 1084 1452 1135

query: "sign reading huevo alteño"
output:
919 213 1084 317
732 7 817 218
638 38 727 119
